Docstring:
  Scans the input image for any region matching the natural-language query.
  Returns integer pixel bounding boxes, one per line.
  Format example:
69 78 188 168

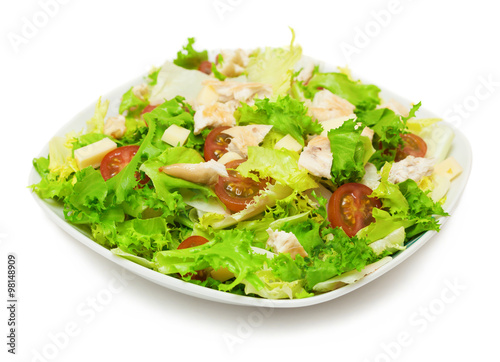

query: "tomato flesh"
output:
203 126 233 161
141 104 158 115
177 236 210 281
198 60 212 75
100 145 149 186
214 160 269 212
395 133 427 161
328 183 381 237
177 236 209 249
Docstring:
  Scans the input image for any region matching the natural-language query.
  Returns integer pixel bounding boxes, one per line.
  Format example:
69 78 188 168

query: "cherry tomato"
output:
141 104 158 115
327 183 382 237
203 126 233 161
100 145 150 186
198 60 212 75
214 160 269 213
177 235 210 249
177 236 210 281
395 133 427 161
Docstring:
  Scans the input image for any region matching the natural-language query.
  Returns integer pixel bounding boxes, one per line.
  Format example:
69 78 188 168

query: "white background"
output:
1 0 498 361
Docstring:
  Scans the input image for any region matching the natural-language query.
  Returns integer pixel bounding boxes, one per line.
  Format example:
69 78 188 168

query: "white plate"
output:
28 61 472 308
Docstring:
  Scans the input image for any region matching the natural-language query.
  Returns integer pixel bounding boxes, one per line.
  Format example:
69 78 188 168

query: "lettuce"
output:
358 103 421 168
154 229 267 292
236 146 317 192
173 37 208 70
86 97 109 134
119 87 149 116
304 72 381 111
235 95 323 145
327 119 372 185
246 29 302 96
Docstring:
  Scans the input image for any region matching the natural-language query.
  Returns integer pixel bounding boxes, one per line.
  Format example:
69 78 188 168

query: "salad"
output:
30 33 464 300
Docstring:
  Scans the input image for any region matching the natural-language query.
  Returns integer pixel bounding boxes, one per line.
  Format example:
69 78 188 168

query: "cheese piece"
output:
274 134 303 153
210 267 234 282
74 138 117 170
161 124 191 147
217 151 243 165
433 156 463 181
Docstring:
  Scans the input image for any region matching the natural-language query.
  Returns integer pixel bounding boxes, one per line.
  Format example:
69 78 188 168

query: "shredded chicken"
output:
298 136 333 179
388 156 434 184
216 49 250 78
193 102 238 134
201 79 272 105
223 125 273 157
159 160 228 185
309 89 356 122
295 58 315 84
266 228 308 260
104 115 127 139
193 80 272 134
132 84 148 101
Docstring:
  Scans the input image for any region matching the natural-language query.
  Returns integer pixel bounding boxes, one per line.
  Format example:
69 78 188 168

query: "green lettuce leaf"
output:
173 37 208 70
327 119 371 185
86 97 109 134
246 28 302 96
235 95 322 145
119 87 149 116
304 72 381 111
236 146 317 192
154 229 267 292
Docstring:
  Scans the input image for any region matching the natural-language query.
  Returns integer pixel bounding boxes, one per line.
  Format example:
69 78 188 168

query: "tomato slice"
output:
141 104 158 115
177 236 210 281
214 160 269 213
327 183 382 237
177 235 209 249
198 60 212 75
395 133 427 161
100 145 150 186
203 126 233 161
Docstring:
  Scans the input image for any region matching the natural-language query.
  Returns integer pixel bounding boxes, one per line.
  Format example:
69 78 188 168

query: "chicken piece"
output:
201 79 273 105
104 115 127 139
193 101 238 134
159 159 228 185
295 58 315 84
298 136 333 179
377 99 409 117
361 126 375 142
388 156 434 184
132 84 148 101
216 49 250 78
266 228 308 260
309 89 356 122
193 80 272 134
223 125 273 157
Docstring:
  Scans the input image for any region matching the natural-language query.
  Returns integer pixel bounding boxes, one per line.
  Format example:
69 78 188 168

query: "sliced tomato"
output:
395 133 427 161
177 236 210 281
198 60 212 75
327 183 382 237
141 104 158 115
214 160 269 213
177 235 209 249
100 145 150 185
203 126 233 161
